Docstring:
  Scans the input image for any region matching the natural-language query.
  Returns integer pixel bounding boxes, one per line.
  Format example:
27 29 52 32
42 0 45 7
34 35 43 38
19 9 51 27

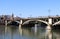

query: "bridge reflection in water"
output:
0 25 60 39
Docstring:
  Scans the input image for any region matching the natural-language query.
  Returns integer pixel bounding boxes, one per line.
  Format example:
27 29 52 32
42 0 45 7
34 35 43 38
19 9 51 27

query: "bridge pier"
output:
46 24 51 30
19 20 23 28
46 18 52 30
48 18 52 25
5 20 7 26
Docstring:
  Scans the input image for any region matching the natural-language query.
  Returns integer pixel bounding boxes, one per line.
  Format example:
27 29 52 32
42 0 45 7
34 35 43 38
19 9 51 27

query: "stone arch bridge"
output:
4 16 60 29
5 16 60 26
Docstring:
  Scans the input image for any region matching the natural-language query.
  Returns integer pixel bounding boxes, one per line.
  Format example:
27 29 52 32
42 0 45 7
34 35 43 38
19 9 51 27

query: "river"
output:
0 25 60 39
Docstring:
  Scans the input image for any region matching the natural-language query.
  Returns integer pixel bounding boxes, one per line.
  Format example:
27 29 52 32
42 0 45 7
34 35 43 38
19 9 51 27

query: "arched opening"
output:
7 21 19 26
52 24 60 29
22 20 35 28
37 22 47 28
52 21 60 29
22 20 48 28
37 20 48 28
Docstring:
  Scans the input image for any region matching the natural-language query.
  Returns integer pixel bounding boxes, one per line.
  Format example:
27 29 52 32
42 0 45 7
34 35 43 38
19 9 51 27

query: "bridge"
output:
0 14 60 29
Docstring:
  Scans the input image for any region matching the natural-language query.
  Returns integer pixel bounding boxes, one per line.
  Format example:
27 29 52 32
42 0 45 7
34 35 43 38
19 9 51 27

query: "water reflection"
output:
0 25 5 39
45 29 52 39
0 25 60 39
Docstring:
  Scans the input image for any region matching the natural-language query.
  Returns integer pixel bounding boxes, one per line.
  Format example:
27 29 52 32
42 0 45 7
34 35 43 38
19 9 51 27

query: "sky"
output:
0 0 60 18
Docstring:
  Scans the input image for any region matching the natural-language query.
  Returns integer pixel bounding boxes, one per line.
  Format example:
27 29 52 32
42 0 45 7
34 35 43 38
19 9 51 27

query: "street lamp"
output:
48 9 51 18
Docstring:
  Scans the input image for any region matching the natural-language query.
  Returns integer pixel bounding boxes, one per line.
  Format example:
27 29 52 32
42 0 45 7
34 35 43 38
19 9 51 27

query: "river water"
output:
0 25 60 39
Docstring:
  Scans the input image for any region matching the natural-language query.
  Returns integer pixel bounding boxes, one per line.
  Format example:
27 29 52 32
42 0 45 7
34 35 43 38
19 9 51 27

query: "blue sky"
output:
0 0 60 17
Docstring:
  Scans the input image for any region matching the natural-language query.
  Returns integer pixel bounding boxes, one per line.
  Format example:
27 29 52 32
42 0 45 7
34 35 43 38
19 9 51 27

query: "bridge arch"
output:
53 21 60 26
23 20 35 25
7 21 12 24
52 21 60 29
23 20 49 26
37 20 49 25
7 21 20 26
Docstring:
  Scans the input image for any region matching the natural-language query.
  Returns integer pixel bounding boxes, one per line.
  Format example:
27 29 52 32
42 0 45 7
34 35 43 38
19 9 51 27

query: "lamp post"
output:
48 9 51 17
